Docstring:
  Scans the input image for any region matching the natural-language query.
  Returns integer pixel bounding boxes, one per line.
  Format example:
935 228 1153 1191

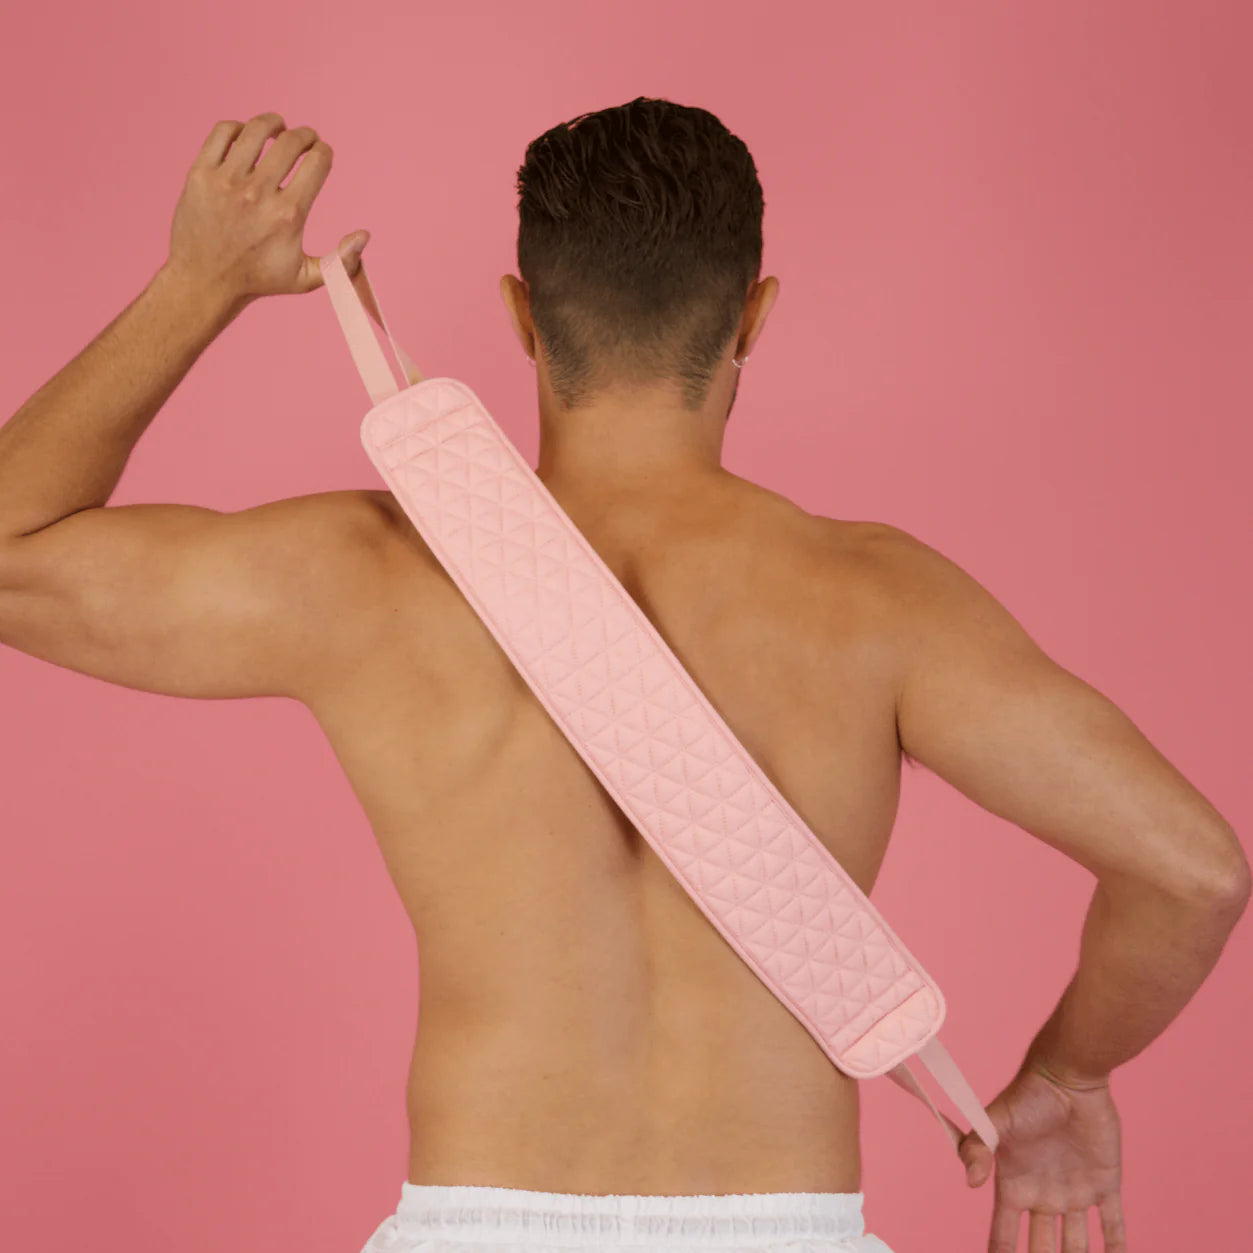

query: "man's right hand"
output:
959 1065 1127 1253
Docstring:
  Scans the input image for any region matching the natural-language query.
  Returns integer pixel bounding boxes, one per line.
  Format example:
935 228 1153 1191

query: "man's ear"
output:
499 274 534 355
737 275 780 361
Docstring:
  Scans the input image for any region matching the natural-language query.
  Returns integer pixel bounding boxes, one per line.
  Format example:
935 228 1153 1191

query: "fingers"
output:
988 1202 1020 1253
1098 1194 1127 1253
283 138 334 213
221 112 287 174
1028 1210 1058 1253
194 113 330 208
1061 1209 1088 1253
254 125 321 189
195 119 245 168
993 1207 1097 1253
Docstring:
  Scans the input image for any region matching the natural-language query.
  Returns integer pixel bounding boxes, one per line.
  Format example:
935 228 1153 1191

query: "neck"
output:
534 374 738 497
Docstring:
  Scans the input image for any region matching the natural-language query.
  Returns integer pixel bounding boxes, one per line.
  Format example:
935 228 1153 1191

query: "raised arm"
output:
0 113 379 702
867 520 1248 1251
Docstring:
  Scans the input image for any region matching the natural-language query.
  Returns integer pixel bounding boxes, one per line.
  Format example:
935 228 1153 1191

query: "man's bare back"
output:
307 471 898 1195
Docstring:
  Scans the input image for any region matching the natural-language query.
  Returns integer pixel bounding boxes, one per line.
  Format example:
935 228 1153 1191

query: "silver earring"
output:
732 353 749 369
524 353 535 367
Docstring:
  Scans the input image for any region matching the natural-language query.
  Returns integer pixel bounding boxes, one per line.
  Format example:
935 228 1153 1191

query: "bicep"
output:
0 491 385 701
876 524 1241 897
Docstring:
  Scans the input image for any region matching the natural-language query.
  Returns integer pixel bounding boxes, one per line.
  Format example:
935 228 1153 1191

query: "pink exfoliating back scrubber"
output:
321 249 998 1156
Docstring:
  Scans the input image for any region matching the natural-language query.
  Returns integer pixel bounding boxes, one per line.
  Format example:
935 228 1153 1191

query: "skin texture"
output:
1 114 1248 1253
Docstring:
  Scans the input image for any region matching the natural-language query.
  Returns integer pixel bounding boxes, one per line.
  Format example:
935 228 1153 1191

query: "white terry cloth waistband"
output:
390 1182 871 1247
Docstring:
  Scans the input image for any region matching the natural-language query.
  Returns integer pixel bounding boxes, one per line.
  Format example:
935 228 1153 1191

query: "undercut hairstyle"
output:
513 96 765 412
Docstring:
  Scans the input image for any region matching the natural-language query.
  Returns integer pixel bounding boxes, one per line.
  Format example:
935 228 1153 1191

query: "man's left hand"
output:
165 111 367 307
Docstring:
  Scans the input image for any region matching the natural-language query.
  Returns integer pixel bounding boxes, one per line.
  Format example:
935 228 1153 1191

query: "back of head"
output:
514 96 764 413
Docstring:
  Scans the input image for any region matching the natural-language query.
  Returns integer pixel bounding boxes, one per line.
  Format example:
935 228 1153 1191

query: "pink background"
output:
1 3 1249 1250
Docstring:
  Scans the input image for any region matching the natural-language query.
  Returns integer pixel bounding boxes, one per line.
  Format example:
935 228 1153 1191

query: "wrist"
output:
152 259 250 331
1025 1055 1111 1092
1021 1004 1113 1092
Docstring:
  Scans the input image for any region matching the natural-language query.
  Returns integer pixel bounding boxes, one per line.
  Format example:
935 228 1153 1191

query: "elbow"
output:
1213 854 1252 916
1122 824 1253 918
1182 830 1252 917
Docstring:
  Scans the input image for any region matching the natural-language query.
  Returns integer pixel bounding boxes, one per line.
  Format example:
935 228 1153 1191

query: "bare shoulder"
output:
725 477 891 565
712 478 977 604
825 518 1022 628
253 487 434 593
819 517 953 575
784 512 944 594
790 515 1046 696
307 486 407 544
312 487 439 571
227 486 401 557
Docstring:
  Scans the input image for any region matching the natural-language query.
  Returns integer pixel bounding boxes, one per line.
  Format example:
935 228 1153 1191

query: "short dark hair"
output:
513 96 764 412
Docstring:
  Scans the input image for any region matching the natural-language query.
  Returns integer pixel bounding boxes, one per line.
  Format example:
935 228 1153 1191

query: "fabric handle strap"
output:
320 254 423 402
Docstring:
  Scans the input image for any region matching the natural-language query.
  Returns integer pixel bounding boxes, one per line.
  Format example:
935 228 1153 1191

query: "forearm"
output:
0 262 242 542
1021 862 1249 1085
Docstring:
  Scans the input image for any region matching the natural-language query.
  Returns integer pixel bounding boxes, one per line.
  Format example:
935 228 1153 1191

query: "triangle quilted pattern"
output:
360 379 944 1079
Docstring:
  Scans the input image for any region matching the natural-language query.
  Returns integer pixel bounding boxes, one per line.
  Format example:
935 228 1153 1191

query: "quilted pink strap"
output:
320 248 998 1157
